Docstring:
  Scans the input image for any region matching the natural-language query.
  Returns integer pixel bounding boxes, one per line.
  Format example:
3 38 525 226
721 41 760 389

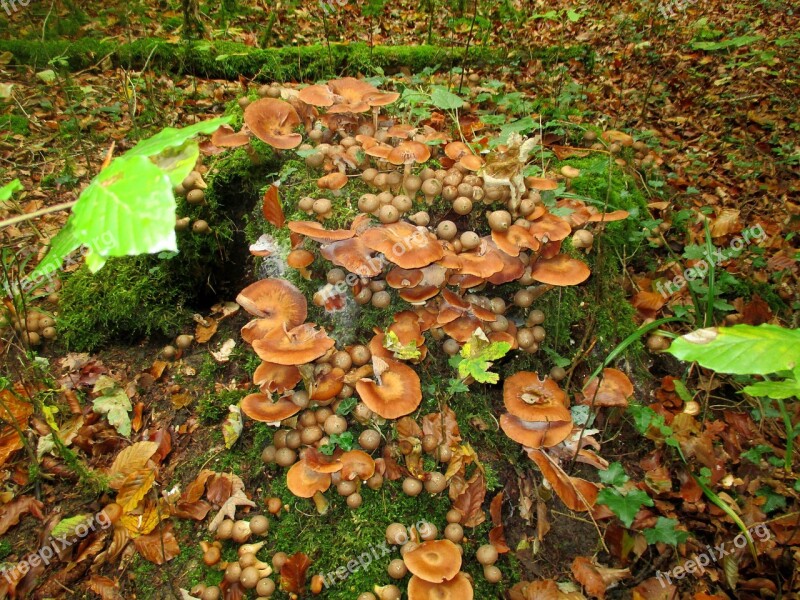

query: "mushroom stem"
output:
402 162 412 195
312 491 329 515
373 107 380 132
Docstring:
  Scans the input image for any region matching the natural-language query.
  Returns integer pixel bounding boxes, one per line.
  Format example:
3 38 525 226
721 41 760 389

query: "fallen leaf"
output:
572 557 630 599
280 552 312 594
222 405 243 449
108 441 159 489
88 575 123 600
116 468 156 512
0 496 44 535
453 470 487 527
211 339 236 362
528 449 599 512
489 491 510 553
262 184 285 228
195 317 218 344
133 523 180 564
208 489 255 532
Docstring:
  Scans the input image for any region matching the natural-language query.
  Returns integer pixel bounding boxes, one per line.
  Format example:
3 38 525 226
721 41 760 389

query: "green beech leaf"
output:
151 140 200 187
743 379 800 400
0 179 22 202
667 324 800 375
127 116 232 159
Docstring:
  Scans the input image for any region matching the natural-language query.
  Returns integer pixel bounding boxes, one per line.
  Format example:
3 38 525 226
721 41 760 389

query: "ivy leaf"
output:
430 86 465 110
597 488 652 527
756 486 787 513
598 462 628 487
741 444 774 465
642 517 688 545
336 397 357 416
446 378 470 394
92 375 132 436
453 329 511 384
384 330 421 360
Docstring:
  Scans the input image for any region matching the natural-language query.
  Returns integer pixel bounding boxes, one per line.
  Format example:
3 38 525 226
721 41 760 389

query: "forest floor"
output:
0 1 799 599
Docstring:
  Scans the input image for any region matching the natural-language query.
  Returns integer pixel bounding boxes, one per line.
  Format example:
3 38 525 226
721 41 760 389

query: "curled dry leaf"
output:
108 441 159 489
0 495 44 535
571 556 630 600
280 552 312 594
527 448 599 512
489 491 510 553
88 575 124 600
262 183 285 228
133 522 181 565
453 469 487 527
208 489 255 532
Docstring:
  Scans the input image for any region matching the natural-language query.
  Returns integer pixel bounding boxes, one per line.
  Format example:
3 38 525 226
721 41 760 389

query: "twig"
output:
0 201 77 230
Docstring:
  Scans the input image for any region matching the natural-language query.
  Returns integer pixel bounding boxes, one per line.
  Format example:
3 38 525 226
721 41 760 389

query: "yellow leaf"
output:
116 468 156 513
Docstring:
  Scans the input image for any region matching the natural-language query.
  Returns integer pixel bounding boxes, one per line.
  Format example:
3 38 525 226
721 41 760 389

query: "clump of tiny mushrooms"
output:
191 515 279 599
224 76 637 598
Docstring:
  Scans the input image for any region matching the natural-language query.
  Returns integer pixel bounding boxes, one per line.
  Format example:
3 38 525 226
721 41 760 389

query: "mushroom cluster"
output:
191 516 276 599
174 167 214 236
2 305 59 347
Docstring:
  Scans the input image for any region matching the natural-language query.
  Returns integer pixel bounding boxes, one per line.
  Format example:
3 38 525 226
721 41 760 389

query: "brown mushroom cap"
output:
503 372 570 422
458 154 484 171
403 540 462 583
388 141 431 166
253 362 302 394
286 459 333 498
500 414 573 448
241 318 280 344
328 77 378 103
287 249 315 268
236 279 308 327
320 237 383 277
211 125 251 148
355 357 422 419
252 323 335 365
524 176 559 191
361 223 444 269
491 225 538 257
530 255 590 286
241 394 301 422
298 84 336 107
310 367 345 402
363 91 401 108
244 98 303 150
528 213 572 243
339 450 376 481
288 221 355 243
318 172 349 191
407 573 473 600
578 368 634 407
386 267 425 289
587 209 630 222
444 141 470 161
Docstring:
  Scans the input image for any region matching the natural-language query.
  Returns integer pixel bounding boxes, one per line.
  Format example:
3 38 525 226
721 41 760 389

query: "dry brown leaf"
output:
571 557 630 600
88 575 123 600
0 495 44 535
131 402 144 433
116 468 156 513
208 489 255 532
421 406 462 448
195 317 219 344
280 552 312 594
133 523 180 565
0 389 33 468
262 184 285 228
528 449 599 512
171 392 194 409
488 491 510 553
108 441 159 489
632 577 677 599
453 470 487 527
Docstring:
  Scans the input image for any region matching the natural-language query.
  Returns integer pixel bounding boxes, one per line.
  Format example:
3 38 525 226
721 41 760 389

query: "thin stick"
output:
0 201 77 230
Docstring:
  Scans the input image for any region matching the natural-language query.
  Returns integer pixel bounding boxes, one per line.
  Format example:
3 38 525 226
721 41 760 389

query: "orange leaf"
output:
453 470 487 527
88 575 123 600
488 492 510 553
280 552 312 594
0 495 44 535
133 523 180 565
572 556 630 599
528 449 599 512
262 184 284 228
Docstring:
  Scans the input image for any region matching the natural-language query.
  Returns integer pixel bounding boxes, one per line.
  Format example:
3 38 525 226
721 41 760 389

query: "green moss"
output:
0 39 592 80
198 388 248 424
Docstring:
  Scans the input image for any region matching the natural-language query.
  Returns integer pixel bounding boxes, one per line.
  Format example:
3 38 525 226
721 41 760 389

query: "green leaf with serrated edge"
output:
384 330 421 360
72 155 177 271
92 391 132 436
336 397 357 416
597 488 652 528
642 517 688 545
667 324 800 375
151 140 200 187
127 116 232 159
743 379 800 400
598 462 628 486
0 179 22 202
430 87 464 110
447 378 470 394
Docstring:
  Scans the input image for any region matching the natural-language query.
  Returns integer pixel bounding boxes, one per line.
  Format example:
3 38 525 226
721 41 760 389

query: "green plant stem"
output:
458 0 479 94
